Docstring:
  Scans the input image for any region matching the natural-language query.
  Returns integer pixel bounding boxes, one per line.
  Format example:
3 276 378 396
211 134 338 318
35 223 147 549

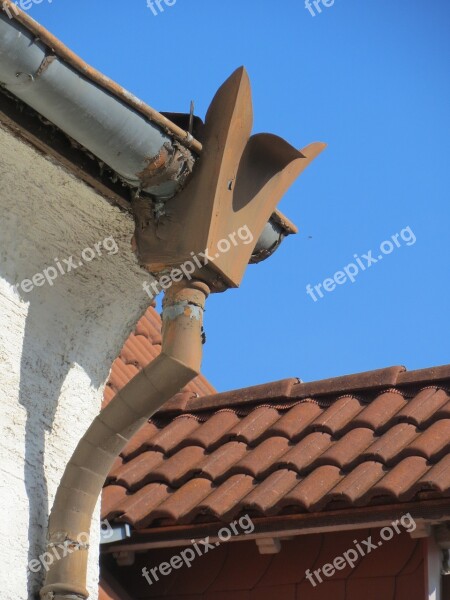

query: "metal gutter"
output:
0 2 199 199
41 281 209 600
0 3 300 240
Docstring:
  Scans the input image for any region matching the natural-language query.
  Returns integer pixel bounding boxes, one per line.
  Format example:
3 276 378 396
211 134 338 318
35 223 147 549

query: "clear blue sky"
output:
34 0 450 391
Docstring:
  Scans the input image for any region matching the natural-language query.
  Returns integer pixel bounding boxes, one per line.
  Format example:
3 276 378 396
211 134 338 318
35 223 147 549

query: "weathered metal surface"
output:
41 281 209 600
133 67 326 291
0 0 202 154
0 5 196 198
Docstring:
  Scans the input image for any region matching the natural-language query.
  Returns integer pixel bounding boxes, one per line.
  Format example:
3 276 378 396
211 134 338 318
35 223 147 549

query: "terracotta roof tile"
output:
404 420 450 461
198 441 248 481
114 450 165 490
231 437 291 479
196 474 256 519
362 423 419 465
361 456 430 503
102 364 450 529
392 387 450 427
146 417 202 454
435 399 450 421
239 469 300 514
308 396 364 436
315 428 375 469
226 406 281 445
101 484 128 520
277 432 332 473
117 482 173 529
165 378 297 414
278 466 344 511
411 454 450 495
120 422 161 460
183 410 241 450
326 462 387 506
148 446 206 486
351 390 409 431
148 478 214 524
265 402 324 440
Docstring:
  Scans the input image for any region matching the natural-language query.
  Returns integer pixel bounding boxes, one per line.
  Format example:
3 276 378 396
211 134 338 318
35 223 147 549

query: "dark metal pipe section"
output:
0 2 199 198
40 280 209 600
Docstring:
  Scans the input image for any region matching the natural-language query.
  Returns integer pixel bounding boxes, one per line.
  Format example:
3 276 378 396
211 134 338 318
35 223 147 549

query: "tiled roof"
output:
103 305 215 409
102 365 450 529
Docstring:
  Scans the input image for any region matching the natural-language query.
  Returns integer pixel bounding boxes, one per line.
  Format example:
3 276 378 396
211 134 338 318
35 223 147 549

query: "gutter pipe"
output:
0 2 199 199
0 4 295 248
40 280 209 600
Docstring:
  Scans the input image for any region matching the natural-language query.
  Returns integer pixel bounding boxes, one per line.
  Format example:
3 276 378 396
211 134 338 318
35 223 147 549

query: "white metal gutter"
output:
0 7 197 199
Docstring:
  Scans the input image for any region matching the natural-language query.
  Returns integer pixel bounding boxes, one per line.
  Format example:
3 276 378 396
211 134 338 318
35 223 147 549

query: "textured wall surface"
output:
0 123 152 600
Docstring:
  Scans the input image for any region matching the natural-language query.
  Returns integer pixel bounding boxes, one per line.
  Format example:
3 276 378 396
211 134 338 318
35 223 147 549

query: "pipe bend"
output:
40 280 209 600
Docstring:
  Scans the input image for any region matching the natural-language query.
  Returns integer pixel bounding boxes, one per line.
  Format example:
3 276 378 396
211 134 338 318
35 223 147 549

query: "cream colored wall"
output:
0 124 151 600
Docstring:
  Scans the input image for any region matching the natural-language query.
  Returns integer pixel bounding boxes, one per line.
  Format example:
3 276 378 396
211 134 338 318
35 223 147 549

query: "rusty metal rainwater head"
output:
133 67 326 293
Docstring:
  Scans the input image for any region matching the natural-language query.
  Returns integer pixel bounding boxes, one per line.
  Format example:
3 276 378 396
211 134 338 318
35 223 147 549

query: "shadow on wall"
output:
0 127 150 598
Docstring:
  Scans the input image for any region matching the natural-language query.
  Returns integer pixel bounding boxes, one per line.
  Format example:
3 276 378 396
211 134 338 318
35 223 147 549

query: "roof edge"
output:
158 364 450 415
101 497 450 552
0 1 202 154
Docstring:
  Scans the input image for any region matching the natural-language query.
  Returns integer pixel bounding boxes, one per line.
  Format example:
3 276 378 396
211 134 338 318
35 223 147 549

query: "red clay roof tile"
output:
103 358 450 529
239 469 300 514
361 456 430 503
117 482 173 529
277 432 332 473
265 401 323 440
231 437 291 479
119 421 161 460
277 465 344 512
392 387 450 427
351 390 409 432
114 450 165 490
148 478 214 524
102 484 128 520
226 406 282 445
315 427 375 469
404 419 450 461
183 410 241 450
198 441 248 481
148 445 206 486
326 461 386 506
362 423 419 465
146 417 201 454
412 454 450 495
196 474 256 519
307 396 364 436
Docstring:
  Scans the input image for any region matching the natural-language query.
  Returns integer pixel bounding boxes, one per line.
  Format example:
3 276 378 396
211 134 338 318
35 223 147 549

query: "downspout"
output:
40 280 209 600
34 54 325 599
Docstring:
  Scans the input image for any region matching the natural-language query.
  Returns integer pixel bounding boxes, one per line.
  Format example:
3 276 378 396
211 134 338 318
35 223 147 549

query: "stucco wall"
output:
0 123 152 600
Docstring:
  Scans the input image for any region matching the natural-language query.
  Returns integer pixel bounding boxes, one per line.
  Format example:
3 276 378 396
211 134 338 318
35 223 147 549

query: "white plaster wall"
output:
0 124 152 600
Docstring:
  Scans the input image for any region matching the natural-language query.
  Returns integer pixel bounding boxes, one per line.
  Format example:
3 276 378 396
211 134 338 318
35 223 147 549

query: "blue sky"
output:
33 0 450 391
